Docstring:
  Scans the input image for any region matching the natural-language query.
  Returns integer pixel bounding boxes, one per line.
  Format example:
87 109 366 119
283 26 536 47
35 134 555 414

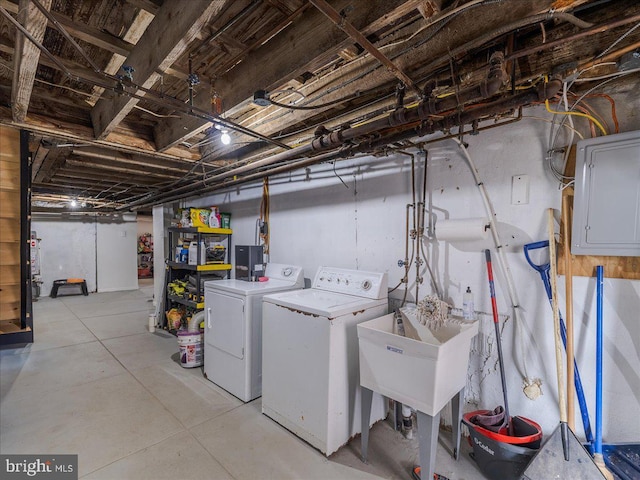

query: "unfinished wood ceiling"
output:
0 0 638 211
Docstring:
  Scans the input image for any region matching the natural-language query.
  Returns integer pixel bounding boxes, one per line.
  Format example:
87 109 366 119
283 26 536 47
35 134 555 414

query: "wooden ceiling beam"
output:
152 3 312 152
86 8 155 106
0 105 199 161
30 139 49 181
53 167 163 186
156 0 414 153
91 0 227 140
65 153 190 177
153 80 213 152
309 0 421 95
71 146 200 171
125 0 162 15
0 79 92 112
64 157 180 179
0 35 113 89
10 0 51 122
211 0 411 112
0 0 186 79
32 182 146 198
33 146 70 183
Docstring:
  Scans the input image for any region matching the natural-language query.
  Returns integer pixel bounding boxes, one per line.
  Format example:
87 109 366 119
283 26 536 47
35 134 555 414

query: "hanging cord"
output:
259 178 270 256
452 139 540 396
333 161 349 189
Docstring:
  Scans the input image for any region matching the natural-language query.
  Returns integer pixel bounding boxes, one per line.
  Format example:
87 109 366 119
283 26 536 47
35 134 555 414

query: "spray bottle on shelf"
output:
463 286 475 320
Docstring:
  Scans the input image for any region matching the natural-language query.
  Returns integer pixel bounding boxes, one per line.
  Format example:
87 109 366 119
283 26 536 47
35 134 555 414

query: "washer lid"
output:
204 278 301 296
263 289 387 318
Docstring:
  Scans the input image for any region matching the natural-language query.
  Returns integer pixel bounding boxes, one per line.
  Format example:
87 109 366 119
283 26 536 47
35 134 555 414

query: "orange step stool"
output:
50 278 89 298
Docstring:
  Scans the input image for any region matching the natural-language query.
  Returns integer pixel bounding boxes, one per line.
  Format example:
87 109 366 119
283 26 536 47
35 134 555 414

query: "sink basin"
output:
357 313 478 416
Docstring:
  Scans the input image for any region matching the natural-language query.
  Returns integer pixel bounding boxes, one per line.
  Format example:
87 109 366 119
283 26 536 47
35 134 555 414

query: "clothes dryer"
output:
204 263 304 401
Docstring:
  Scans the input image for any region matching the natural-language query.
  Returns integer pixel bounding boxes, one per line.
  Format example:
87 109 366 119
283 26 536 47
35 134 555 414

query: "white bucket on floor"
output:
177 331 203 368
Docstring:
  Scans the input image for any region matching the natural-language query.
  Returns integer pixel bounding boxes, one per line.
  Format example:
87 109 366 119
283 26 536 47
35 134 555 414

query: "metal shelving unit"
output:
163 226 232 328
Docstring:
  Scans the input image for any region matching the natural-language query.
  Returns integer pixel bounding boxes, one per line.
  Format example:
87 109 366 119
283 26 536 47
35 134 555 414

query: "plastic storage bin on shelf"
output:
357 312 478 416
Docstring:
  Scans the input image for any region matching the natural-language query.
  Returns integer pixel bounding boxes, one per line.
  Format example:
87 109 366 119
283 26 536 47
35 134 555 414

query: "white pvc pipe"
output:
452 139 533 386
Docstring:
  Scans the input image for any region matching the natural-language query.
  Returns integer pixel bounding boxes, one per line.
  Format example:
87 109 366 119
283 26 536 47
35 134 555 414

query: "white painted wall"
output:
136 215 153 237
185 104 640 443
31 216 97 297
31 215 139 295
96 218 138 292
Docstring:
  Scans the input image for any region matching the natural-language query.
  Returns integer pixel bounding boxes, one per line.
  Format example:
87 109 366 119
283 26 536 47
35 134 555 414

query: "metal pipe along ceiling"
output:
120 52 515 209
122 79 562 210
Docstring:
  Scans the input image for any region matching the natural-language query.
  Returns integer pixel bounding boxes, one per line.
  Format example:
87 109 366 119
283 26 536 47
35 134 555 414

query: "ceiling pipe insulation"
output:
124 78 562 210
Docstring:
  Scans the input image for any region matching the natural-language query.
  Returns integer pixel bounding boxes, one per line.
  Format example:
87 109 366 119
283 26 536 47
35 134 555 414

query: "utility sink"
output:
357 312 478 416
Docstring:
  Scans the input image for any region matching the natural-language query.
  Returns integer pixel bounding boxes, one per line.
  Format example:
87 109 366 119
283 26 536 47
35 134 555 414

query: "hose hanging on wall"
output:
453 138 542 400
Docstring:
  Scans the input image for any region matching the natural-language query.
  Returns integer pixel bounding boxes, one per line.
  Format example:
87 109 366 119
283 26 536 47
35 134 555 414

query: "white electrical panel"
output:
572 130 640 256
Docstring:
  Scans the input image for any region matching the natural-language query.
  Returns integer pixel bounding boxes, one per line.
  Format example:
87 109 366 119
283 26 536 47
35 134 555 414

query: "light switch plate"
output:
511 174 529 205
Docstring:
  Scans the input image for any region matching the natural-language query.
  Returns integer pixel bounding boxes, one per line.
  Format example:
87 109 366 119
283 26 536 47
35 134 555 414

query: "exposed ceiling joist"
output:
0 105 199 161
85 8 155 106
156 0 434 153
91 0 227 139
64 157 178 179
0 0 187 79
10 0 51 122
71 146 204 172
153 80 213 152
309 0 422 95
211 0 418 115
0 0 638 211
125 0 162 15
33 145 70 182
30 139 49 181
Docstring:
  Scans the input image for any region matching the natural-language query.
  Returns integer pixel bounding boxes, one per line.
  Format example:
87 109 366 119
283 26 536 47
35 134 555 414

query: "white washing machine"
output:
204 263 304 402
262 266 388 456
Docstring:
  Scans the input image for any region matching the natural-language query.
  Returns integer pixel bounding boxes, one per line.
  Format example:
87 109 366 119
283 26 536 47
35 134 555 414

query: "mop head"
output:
416 294 452 330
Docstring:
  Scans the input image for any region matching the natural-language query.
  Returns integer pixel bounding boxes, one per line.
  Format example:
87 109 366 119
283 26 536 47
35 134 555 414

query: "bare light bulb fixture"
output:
220 130 231 145
70 199 77 207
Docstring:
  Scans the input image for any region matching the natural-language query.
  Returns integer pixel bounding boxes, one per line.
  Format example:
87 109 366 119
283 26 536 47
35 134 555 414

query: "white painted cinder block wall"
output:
31 215 138 296
187 105 639 443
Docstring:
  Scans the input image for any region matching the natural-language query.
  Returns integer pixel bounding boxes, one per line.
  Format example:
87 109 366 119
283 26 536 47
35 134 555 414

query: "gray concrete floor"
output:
1 283 485 479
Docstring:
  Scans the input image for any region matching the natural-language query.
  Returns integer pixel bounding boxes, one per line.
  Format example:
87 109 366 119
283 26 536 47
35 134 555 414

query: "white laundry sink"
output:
357 313 478 416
